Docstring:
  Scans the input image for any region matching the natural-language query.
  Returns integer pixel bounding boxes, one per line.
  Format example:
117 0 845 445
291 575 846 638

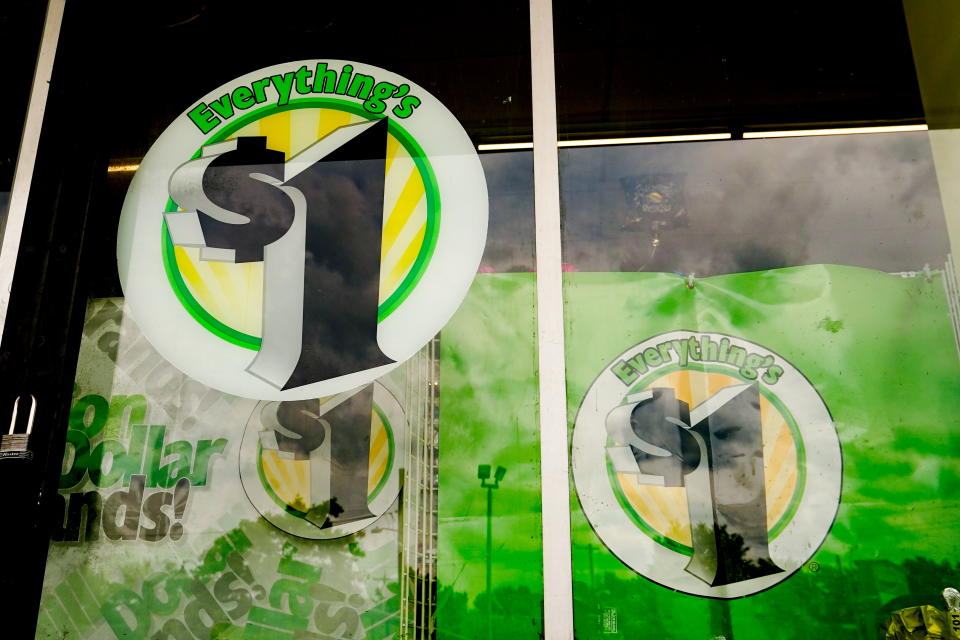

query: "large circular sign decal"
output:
118 60 487 400
572 331 841 598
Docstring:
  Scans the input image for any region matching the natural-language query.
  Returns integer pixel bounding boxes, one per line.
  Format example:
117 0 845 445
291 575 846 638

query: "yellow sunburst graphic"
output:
367 409 391 496
172 107 428 337
616 370 799 547
259 406 392 512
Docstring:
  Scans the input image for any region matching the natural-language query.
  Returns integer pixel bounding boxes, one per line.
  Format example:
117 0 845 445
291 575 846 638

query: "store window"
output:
2 2 960 640
0 2 542 639
556 1 960 639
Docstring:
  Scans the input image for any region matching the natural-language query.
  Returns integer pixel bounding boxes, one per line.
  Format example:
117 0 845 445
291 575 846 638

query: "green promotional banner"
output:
564 265 960 639
36 299 403 640
436 274 544 640
35 267 960 640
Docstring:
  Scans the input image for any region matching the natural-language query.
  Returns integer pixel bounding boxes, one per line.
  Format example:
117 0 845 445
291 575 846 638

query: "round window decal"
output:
118 60 487 400
238 379 405 539
571 331 841 599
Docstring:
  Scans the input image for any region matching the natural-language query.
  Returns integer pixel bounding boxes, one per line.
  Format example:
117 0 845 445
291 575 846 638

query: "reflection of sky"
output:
478 151 535 272
558 132 950 275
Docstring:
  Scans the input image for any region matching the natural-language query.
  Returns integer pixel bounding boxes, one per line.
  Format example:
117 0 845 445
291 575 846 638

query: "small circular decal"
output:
118 60 487 400
238 380 404 539
572 330 841 598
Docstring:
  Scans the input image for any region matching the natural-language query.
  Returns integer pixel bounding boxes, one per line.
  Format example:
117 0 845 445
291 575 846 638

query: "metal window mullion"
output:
412 349 423 635
400 354 415 640
399 360 407 640
415 347 425 633
425 340 431 634
0 0 67 337
429 337 438 637
414 348 422 633
418 345 429 635
412 349 420 632
409 350 420 634
529 0 575 639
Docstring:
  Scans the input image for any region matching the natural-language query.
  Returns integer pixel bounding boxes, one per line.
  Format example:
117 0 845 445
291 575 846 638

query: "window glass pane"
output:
556 2 960 639
17 3 541 639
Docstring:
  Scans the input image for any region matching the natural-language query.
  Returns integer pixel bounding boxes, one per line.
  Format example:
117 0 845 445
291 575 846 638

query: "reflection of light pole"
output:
478 464 507 640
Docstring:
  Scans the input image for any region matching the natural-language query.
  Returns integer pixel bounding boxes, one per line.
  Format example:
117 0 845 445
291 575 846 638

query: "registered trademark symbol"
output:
807 561 821 572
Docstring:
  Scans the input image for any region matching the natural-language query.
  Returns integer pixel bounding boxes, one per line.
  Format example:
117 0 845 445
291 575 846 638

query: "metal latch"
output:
1 395 35 461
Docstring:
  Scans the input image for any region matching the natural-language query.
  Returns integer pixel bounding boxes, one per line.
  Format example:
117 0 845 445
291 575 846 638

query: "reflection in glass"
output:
560 133 949 275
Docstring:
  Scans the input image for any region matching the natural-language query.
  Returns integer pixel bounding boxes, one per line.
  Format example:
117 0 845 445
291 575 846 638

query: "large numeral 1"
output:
278 119 394 389
606 384 784 586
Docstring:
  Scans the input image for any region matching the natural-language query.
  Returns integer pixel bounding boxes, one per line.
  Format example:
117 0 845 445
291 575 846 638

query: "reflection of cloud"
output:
478 151 536 272
558 132 949 274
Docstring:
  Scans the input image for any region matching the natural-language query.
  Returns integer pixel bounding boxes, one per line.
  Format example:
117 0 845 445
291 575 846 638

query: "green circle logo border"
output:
606 361 807 557
159 97 442 351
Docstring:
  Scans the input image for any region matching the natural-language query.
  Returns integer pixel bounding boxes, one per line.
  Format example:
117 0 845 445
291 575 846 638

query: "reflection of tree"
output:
188 541 960 640
436 584 544 640
900 558 959 611
403 564 438 637
573 572 672 640
685 523 782 587
714 524 782 585
91 517 391 640
558 554 960 640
